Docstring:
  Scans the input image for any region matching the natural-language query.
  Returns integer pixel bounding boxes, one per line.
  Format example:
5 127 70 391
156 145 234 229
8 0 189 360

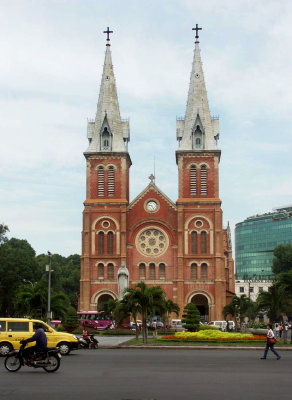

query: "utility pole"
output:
47 251 53 324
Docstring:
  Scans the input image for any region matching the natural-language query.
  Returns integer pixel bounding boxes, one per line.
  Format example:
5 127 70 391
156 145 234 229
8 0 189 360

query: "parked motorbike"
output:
78 334 99 349
4 341 61 373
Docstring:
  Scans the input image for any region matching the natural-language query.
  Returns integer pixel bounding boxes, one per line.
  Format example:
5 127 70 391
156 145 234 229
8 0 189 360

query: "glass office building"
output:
235 206 292 279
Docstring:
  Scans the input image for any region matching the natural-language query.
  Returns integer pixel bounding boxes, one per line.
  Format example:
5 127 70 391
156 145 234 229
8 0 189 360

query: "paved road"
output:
95 335 133 347
1 348 291 400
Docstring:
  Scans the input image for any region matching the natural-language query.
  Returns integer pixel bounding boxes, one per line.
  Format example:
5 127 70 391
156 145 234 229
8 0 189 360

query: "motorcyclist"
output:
21 322 47 360
82 328 91 346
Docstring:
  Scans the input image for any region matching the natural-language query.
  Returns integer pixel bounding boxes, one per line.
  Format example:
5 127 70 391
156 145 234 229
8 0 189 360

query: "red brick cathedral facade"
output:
79 31 235 321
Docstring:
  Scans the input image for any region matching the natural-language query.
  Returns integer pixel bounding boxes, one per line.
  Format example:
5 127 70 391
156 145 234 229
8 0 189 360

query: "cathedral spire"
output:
176 26 219 151
86 28 130 153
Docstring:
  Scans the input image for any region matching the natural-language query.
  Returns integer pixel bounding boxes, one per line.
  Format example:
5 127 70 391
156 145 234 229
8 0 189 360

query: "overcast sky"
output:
1 0 292 258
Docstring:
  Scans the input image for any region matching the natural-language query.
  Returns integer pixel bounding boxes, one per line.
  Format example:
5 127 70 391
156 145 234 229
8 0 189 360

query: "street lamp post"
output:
47 251 53 324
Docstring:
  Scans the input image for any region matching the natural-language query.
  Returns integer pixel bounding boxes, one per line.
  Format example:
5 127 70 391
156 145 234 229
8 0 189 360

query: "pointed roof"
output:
128 181 176 211
86 40 130 153
177 40 219 151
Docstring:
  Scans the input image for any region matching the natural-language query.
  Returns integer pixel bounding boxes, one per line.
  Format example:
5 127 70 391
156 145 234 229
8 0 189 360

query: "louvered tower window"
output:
201 263 208 280
201 231 207 254
108 166 115 196
190 165 197 196
107 231 113 254
200 165 207 195
98 167 104 197
108 263 114 280
191 263 197 279
98 232 104 255
191 231 197 254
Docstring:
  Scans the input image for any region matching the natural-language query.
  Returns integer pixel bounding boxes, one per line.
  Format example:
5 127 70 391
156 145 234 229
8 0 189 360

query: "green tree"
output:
163 299 180 328
0 223 9 245
257 283 290 343
181 303 200 332
0 238 40 316
36 253 80 308
63 306 80 332
121 282 166 343
14 281 48 318
222 295 254 329
272 244 292 274
100 298 119 321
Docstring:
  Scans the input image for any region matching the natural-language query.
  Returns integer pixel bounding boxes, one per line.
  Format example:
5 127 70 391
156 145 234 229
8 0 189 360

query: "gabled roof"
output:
128 181 176 210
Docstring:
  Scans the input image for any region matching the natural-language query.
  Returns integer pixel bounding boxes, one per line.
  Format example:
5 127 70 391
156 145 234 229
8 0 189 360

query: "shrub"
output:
181 303 200 332
158 329 266 342
246 322 267 329
198 325 218 331
63 306 79 332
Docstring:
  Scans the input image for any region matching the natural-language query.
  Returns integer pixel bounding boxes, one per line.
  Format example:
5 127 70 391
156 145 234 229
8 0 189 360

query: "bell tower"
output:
176 26 231 320
80 28 131 311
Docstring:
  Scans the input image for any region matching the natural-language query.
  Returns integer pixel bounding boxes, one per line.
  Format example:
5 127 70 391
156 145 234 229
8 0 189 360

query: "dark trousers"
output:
23 346 46 360
263 342 280 358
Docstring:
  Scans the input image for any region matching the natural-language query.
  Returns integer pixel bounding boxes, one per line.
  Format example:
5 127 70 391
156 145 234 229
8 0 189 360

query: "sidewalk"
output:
96 335 292 350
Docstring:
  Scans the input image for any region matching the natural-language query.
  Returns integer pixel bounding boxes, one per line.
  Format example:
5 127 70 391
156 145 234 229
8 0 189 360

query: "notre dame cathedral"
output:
79 27 235 321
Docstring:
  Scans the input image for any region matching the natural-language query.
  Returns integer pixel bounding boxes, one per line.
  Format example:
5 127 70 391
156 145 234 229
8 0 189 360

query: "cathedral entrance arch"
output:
190 294 209 323
91 290 117 311
97 294 114 310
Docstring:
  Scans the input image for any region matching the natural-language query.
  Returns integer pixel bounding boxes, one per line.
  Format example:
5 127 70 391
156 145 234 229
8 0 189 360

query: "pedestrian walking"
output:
279 323 283 338
275 323 279 338
261 324 281 360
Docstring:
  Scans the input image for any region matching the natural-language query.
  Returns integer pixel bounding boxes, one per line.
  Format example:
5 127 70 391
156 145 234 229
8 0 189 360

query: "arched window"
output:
191 263 197 279
98 232 104 255
98 263 104 279
159 263 165 279
107 231 113 254
200 165 207 195
108 166 115 196
149 263 155 280
98 166 104 197
201 263 208 280
191 231 197 254
139 263 146 279
201 231 207 254
190 165 197 196
108 263 114 280
101 127 111 150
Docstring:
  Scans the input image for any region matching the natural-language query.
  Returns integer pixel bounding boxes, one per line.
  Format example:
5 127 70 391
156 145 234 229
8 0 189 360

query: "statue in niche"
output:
117 261 129 300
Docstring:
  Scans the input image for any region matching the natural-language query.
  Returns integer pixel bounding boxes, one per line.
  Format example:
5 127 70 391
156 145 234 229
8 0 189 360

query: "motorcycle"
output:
4 341 61 373
78 334 99 349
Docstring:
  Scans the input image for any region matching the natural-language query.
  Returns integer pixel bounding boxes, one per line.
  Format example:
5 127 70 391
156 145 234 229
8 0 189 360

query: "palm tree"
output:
99 298 119 322
222 295 254 330
14 282 47 318
257 283 290 343
163 299 180 328
275 272 292 343
51 292 70 320
121 282 166 343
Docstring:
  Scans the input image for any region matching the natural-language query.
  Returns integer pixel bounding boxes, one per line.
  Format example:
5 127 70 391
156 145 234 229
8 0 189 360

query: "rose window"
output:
136 228 168 256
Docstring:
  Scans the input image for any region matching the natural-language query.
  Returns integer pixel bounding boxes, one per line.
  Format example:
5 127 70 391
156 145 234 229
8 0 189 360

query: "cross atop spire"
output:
192 24 202 43
103 27 113 46
149 174 155 184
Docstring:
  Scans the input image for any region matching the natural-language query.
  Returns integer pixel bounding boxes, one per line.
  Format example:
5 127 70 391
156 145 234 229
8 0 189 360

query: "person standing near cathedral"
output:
261 324 281 360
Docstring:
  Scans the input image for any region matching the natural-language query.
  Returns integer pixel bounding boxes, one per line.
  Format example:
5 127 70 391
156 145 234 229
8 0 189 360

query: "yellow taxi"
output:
0 318 79 356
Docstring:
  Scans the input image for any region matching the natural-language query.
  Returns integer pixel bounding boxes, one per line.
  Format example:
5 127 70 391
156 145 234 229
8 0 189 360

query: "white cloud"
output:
0 0 291 256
